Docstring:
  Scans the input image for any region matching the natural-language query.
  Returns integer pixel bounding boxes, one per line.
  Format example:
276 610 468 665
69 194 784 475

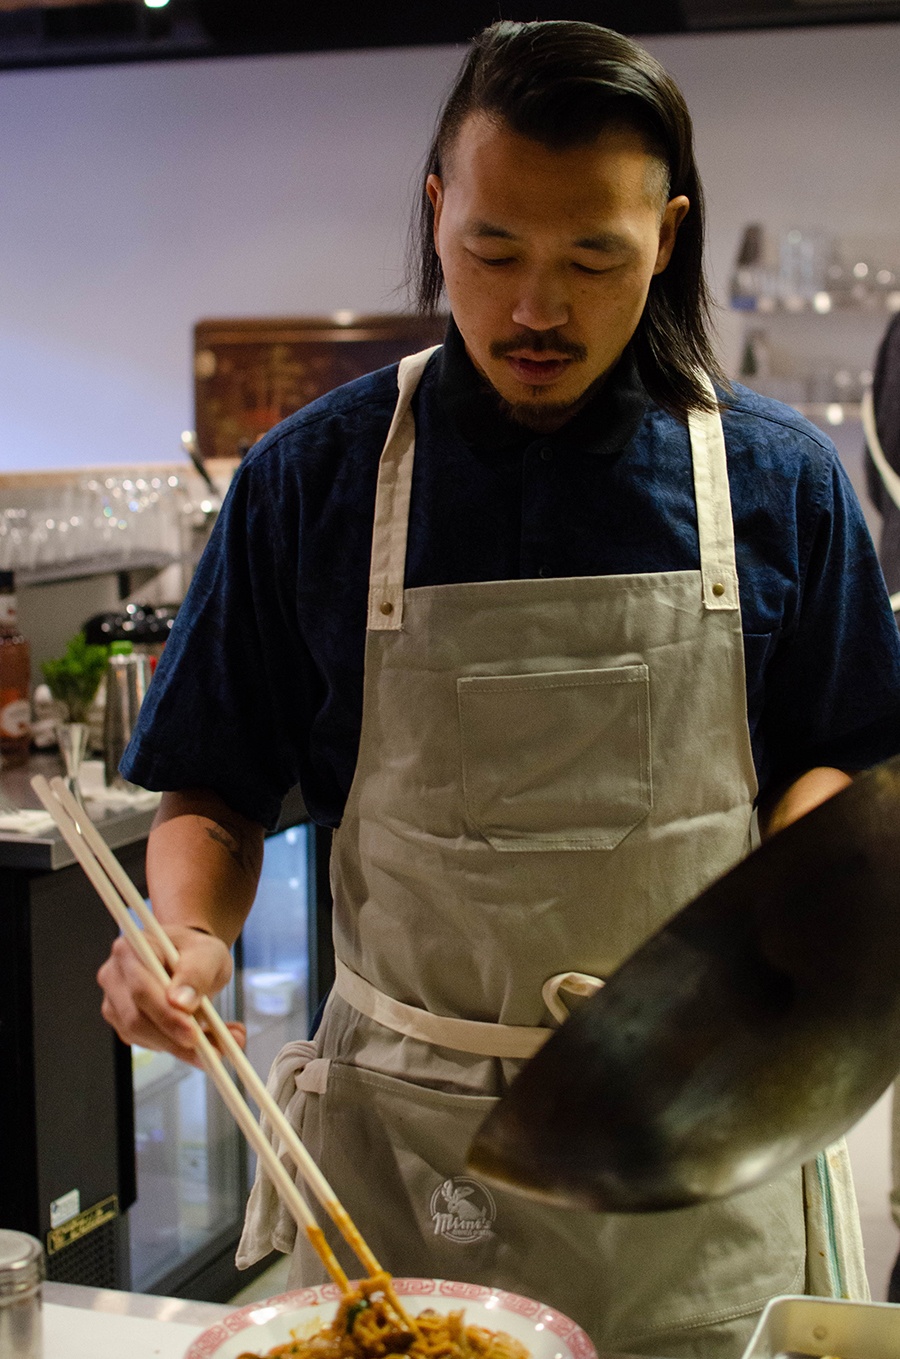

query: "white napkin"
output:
84 785 161 812
75 760 160 810
0 807 57 835
0 761 159 837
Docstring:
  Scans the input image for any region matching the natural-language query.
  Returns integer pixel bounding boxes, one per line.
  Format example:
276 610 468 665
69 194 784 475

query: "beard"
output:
487 330 599 432
497 389 594 432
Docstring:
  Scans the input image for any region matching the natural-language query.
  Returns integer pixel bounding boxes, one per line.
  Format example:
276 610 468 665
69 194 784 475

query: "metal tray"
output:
741 1295 900 1359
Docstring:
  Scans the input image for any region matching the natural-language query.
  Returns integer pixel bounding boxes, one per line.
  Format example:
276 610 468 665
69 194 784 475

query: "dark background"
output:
1 0 899 72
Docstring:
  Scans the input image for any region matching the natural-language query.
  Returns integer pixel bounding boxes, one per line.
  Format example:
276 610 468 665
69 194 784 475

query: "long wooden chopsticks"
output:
31 774 398 1306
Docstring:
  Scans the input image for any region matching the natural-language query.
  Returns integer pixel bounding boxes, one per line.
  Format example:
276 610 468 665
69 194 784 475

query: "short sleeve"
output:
757 451 900 785
120 446 316 829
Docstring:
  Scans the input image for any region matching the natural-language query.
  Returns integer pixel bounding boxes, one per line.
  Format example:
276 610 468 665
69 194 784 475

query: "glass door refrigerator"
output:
127 818 333 1301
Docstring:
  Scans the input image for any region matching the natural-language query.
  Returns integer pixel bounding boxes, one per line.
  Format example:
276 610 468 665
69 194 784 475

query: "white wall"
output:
646 24 900 294
0 44 464 469
1 22 900 470
642 23 900 376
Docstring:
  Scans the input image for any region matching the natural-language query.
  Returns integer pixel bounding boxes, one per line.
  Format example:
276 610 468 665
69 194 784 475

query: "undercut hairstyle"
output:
410 20 725 418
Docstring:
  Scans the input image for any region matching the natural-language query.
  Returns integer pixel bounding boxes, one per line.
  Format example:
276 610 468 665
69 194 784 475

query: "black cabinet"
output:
0 841 143 1288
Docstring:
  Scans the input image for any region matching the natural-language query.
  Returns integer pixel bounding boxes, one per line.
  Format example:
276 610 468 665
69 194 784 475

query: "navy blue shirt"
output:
123 326 900 829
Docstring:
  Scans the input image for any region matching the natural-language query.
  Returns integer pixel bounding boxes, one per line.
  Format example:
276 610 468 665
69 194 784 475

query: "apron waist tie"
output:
333 957 553 1059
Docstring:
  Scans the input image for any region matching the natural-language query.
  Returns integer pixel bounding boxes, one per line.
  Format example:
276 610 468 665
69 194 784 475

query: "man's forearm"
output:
96 788 264 1057
758 765 853 840
147 789 266 945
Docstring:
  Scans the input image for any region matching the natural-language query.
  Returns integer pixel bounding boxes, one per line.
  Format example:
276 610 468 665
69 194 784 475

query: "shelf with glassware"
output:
0 461 236 587
728 224 900 432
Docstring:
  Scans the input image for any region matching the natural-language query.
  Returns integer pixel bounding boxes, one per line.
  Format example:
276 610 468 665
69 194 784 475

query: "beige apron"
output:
239 349 867 1357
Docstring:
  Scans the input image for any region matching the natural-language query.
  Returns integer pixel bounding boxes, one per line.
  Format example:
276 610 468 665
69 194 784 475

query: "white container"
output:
245 970 297 1016
741 1294 900 1359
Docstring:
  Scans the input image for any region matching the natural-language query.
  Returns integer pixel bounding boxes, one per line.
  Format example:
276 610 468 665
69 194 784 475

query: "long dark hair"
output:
409 20 724 417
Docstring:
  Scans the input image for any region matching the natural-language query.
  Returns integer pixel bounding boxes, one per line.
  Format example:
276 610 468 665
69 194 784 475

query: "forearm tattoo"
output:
205 821 261 878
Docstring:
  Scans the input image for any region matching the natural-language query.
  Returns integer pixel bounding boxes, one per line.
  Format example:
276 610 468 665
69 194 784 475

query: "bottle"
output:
0 570 32 767
730 223 766 311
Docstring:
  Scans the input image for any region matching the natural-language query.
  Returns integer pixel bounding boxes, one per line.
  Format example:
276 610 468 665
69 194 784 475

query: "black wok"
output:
468 755 900 1212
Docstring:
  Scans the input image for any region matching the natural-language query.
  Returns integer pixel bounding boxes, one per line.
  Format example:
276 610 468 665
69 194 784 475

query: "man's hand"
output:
98 923 244 1066
759 765 853 840
96 787 265 1065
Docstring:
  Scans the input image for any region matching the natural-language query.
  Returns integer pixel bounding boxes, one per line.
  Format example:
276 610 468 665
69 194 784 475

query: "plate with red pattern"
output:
183 1277 597 1359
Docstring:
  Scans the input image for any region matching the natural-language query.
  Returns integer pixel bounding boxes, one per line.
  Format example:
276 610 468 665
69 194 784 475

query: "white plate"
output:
183 1277 598 1359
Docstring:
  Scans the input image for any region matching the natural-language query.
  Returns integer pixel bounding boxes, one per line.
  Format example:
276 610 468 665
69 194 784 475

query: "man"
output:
99 21 900 1359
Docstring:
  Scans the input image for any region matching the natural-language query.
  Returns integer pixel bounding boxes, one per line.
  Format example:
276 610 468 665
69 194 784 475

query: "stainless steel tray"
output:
741 1295 900 1359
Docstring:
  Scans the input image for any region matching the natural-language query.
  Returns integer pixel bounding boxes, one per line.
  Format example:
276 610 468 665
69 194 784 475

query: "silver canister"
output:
103 652 152 789
0 1230 44 1359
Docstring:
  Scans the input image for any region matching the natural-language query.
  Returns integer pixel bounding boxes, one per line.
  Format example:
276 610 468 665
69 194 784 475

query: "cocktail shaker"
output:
103 652 152 789
0 1230 43 1359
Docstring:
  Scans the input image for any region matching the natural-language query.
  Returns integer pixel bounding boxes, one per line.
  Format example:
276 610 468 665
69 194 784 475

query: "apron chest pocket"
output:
457 663 652 852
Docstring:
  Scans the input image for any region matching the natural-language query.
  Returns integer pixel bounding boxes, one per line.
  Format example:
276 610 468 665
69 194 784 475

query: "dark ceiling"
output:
1 0 898 70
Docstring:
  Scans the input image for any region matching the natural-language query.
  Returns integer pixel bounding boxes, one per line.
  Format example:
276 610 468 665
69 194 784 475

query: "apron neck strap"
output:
688 376 740 611
368 358 738 626
367 347 438 631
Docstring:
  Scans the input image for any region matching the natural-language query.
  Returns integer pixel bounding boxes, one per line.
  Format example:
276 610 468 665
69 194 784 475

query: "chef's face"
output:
427 113 689 429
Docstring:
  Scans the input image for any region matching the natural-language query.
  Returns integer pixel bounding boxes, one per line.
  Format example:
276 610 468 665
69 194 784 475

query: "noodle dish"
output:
183 1277 598 1359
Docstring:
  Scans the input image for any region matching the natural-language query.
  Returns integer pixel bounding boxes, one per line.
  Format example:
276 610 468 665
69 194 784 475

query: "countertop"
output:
43 1281 230 1358
0 752 310 871
0 750 158 870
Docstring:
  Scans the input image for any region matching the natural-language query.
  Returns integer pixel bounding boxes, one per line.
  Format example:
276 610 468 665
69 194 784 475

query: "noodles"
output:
236 1275 532 1359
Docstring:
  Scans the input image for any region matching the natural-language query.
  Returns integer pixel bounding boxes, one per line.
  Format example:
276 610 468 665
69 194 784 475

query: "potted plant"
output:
42 632 110 801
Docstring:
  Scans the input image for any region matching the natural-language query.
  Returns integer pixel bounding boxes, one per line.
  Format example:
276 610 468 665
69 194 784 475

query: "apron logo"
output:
430 1177 496 1244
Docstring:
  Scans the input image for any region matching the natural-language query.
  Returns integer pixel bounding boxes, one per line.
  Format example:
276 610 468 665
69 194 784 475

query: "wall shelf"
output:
16 550 187 589
731 293 900 317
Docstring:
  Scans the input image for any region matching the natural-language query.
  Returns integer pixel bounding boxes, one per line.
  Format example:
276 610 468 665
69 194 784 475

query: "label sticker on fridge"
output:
47 1195 118 1255
50 1188 81 1228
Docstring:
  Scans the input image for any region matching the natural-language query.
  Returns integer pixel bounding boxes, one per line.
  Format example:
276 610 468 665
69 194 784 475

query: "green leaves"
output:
345 1299 371 1333
42 632 110 723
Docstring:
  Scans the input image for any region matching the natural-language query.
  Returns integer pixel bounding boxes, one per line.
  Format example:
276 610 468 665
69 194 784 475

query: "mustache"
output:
490 331 588 362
